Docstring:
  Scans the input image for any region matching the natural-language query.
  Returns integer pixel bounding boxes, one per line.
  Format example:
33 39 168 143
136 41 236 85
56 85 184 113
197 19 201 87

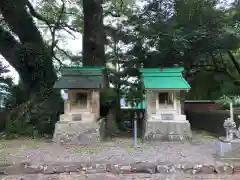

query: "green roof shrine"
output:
140 67 192 141
53 66 105 89
140 67 190 90
52 66 105 144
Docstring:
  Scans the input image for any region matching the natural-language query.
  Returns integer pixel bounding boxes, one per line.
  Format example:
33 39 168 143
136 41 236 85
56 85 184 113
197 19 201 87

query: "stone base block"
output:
52 121 101 144
216 140 240 157
60 112 95 122
144 120 192 141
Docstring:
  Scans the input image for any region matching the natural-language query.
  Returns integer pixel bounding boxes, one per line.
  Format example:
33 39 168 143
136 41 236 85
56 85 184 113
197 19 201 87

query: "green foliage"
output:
100 88 117 107
186 72 222 100
115 0 240 100
4 89 63 137
216 94 240 107
36 0 240 103
124 82 144 107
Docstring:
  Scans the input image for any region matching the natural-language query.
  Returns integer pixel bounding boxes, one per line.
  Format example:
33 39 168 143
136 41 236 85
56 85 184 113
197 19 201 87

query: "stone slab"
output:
52 121 103 144
219 136 240 143
144 120 192 141
215 140 240 157
1 162 239 175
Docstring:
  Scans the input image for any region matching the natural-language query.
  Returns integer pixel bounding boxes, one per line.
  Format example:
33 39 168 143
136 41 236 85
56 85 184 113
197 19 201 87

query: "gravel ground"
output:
0 138 220 165
1 173 240 180
1 138 239 179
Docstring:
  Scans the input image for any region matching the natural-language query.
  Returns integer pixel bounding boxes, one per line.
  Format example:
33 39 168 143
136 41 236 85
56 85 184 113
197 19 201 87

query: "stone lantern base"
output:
144 120 192 141
53 119 105 144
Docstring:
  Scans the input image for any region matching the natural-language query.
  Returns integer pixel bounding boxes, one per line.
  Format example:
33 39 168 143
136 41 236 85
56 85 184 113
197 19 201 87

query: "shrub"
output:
4 89 63 138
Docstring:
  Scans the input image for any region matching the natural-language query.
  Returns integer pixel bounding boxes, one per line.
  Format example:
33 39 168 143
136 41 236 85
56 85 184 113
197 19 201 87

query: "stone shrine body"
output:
52 67 104 144
140 67 192 140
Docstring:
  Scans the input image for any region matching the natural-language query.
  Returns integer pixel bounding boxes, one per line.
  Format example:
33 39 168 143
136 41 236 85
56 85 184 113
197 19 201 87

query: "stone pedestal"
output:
144 120 192 141
52 89 103 144
216 139 240 157
216 141 232 157
53 121 103 144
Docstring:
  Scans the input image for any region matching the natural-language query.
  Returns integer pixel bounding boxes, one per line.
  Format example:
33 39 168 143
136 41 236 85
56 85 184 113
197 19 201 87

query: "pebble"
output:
9 139 218 166
2 139 240 179
1 174 240 180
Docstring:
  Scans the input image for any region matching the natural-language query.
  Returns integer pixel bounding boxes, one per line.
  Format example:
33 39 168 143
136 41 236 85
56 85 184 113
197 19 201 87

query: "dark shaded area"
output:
121 109 145 137
100 107 145 137
186 109 240 137
185 102 222 112
0 110 8 132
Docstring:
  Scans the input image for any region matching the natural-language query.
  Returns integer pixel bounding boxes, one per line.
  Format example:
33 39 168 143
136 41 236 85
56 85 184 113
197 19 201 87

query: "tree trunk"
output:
82 0 119 138
228 51 240 76
0 0 62 136
82 0 109 88
82 0 105 67
0 0 56 95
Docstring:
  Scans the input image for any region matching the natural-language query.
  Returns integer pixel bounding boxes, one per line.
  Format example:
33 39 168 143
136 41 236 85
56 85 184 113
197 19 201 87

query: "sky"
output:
0 0 235 84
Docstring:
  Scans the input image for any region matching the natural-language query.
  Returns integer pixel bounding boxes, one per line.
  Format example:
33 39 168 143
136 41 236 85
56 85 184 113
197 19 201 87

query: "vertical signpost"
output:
230 102 234 121
133 111 138 148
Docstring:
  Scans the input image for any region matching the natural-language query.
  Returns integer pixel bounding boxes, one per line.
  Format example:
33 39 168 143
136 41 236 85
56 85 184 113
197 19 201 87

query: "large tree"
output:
82 0 105 67
0 0 64 136
0 0 56 96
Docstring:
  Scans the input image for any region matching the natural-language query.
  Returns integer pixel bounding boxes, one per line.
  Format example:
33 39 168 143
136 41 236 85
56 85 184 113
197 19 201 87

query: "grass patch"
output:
125 145 134 153
0 132 52 141
72 145 104 154
0 147 21 162
192 130 216 140
20 140 42 149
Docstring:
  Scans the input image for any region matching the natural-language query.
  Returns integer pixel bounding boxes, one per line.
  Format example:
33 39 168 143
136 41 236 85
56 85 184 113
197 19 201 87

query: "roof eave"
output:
144 88 190 91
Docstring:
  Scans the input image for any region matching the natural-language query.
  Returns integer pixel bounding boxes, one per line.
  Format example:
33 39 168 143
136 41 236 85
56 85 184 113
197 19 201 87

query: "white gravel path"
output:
1 173 240 180
1 138 220 165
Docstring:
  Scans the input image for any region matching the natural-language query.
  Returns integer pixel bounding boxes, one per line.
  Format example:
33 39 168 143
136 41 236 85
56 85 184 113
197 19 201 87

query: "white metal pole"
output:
133 112 137 148
230 102 234 121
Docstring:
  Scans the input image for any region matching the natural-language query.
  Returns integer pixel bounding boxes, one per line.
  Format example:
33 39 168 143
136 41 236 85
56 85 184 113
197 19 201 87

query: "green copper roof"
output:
53 66 105 89
140 67 190 89
63 66 105 71
140 67 184 73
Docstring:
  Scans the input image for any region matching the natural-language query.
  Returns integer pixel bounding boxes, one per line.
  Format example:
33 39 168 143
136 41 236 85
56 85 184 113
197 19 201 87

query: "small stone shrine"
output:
140 67 192 140
52 67 104 144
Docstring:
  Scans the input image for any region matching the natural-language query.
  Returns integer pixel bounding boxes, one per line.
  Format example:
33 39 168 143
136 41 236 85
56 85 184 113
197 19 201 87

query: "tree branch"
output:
55 45 73 60
26 1 50 25
228 50 240 76
27 0 81 35
0 26 29 86
28 0 75 65
0 0 57 93
53 55 64 70
0 0 44 44
49 0 66 57
192 64 237 81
